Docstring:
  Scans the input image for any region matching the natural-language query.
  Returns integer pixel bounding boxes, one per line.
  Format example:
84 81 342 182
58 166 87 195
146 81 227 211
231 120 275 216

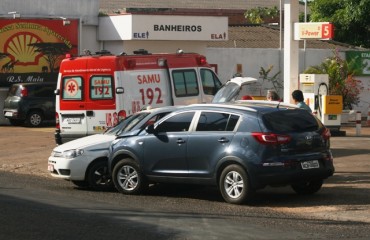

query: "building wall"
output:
102 41 208 56
0 0 99 25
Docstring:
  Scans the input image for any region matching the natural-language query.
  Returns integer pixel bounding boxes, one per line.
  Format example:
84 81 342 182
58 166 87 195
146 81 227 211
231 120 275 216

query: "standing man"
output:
292 90 312 113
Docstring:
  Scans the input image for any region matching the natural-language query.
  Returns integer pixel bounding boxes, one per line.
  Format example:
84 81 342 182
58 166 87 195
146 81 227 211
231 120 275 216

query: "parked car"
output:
3 82 56 127
108 102 334 204
47 106 180 189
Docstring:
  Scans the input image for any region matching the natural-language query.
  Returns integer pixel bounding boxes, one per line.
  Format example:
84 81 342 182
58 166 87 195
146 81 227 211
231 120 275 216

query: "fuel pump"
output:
299 74 343 130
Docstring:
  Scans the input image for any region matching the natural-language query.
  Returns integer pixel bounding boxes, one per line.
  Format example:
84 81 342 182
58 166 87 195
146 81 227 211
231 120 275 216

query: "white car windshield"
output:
104 112 150 136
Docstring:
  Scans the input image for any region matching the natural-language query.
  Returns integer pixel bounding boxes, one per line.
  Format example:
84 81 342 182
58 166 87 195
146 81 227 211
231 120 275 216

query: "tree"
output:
28 42 73 73
310 0 370 48
244 6 279 24
303 50 363 110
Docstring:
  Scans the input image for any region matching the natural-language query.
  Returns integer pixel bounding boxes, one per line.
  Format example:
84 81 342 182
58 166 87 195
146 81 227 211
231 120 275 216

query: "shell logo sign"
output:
0 19 78 87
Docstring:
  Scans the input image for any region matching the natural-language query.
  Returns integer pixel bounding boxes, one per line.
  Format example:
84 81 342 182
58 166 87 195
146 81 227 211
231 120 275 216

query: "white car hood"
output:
53 134 116 152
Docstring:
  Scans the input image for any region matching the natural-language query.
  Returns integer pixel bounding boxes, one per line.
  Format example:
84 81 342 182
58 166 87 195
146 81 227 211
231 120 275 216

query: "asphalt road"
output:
0 124 370 239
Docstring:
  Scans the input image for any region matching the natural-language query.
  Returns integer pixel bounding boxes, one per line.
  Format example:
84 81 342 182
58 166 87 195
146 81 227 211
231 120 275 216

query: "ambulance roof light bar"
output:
197 56 207 65
95 50 112 55
133 49 150 55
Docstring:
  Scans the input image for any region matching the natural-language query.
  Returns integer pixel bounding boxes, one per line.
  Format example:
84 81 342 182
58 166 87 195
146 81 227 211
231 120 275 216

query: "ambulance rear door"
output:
58 73 88 140
58 56 116 142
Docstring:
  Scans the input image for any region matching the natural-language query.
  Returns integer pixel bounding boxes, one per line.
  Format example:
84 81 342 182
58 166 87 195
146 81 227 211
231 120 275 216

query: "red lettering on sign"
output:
94 79 110 85
139 87 163 105
106 113 112 127
211 34 223 39
137 74 161 84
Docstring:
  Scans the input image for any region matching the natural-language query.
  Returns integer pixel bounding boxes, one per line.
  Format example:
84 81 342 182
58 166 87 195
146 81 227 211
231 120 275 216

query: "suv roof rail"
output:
235 100 298 109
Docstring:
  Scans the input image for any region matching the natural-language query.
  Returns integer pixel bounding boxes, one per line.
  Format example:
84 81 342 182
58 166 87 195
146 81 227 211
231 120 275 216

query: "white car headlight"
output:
62 149 84 159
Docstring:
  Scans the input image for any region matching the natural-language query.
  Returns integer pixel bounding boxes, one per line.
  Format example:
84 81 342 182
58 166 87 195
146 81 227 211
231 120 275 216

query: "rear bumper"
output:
3 109 25 120
251 162 335 189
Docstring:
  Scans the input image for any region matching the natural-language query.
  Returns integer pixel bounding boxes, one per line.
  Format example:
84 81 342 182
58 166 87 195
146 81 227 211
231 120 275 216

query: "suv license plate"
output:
301 160 319 169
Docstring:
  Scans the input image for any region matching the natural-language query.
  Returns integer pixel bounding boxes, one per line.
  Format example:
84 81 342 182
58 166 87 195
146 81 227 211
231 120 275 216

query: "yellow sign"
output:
294 22 334 40
322 95 343 114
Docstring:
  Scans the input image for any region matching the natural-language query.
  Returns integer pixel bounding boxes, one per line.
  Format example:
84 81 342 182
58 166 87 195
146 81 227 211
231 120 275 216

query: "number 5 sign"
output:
322 23 334 39
294 22 334 40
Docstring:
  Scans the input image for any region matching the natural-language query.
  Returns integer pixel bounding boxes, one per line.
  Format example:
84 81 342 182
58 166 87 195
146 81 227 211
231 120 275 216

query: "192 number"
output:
139 88 163 105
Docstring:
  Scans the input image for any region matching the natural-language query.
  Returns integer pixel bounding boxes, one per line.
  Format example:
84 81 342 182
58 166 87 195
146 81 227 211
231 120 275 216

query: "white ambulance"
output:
55 49 222 144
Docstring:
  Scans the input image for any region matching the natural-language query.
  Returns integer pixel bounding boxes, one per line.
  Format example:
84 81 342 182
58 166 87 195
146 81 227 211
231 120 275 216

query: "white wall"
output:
80 25 100 54
102 40 208 56
0 0 99 25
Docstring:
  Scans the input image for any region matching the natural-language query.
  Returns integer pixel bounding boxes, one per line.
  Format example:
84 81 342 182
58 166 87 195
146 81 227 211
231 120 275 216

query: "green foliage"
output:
244 6 279 24
310 0 370 48
303 50 363 109
259 65 282 95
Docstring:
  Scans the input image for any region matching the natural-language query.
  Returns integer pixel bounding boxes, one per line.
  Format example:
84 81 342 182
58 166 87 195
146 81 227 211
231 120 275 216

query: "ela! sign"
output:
294 22 333 40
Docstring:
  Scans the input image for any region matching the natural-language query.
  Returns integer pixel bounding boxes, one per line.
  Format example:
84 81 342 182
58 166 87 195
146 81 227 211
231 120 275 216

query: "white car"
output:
48 106 179 189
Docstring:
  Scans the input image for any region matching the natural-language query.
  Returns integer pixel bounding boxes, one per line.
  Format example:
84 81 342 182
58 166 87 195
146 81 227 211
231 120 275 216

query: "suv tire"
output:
87 160 112 190
112 158 148 195
219 164 252 204
26 111 44 127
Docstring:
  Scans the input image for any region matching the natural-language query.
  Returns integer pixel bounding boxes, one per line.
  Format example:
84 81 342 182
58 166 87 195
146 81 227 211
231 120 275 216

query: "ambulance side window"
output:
200 69 222 95
90 76 113 100
62 76 83 100
172 70 199 97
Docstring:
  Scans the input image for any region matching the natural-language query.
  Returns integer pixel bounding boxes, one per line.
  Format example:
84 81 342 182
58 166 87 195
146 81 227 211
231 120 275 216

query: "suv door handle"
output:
176 138 186 144
218 138 229 143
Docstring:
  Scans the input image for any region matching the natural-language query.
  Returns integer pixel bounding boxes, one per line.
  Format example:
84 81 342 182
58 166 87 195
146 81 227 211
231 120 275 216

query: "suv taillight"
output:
55 113 60 129
20 87 28 97
321 127 331 140
252 132 291 145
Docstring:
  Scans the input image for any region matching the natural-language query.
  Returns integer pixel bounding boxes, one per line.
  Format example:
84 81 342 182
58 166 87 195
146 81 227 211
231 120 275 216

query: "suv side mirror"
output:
145 124 156 134
54 89 60 95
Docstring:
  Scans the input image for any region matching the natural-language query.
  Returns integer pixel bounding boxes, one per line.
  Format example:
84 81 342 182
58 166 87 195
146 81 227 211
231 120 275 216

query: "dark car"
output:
108 102 334 204
3 82 56 127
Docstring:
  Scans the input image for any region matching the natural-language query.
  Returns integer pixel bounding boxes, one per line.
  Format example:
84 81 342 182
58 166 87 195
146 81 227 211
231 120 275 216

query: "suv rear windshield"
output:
262 110 321 133
7 85 19 97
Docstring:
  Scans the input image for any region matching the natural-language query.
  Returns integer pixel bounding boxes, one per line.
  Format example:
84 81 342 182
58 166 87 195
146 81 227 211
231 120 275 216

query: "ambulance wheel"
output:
26 111 44 127
87 160 112 190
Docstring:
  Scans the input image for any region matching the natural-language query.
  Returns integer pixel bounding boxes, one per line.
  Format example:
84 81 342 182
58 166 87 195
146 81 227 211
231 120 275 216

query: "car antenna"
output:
276 101 281 109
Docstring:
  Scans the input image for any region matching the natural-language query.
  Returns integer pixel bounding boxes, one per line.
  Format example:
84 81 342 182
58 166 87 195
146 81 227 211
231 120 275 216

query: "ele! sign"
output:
294 22 333 40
